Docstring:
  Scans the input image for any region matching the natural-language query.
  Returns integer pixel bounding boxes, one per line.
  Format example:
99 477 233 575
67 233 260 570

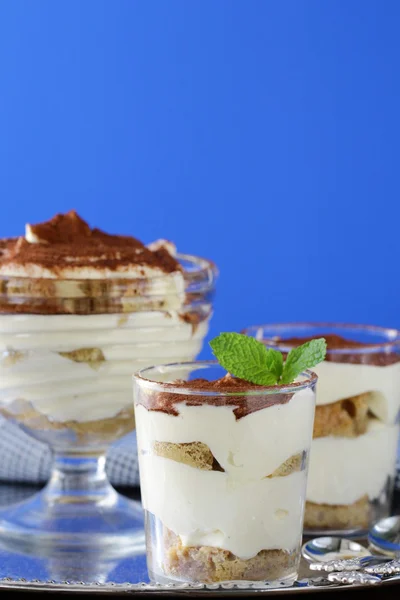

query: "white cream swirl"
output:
0 312 210 422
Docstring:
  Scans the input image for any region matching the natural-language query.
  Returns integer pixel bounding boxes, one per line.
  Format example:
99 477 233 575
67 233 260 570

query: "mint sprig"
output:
209 332 326 386
209 333 283 385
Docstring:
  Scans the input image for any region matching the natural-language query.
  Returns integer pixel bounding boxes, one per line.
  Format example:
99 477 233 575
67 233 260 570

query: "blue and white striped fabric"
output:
0 416 140 486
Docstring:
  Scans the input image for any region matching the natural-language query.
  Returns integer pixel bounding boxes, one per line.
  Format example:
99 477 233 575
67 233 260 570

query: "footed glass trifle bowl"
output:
0 211 217 550
133 361 317 585
244 323 400 535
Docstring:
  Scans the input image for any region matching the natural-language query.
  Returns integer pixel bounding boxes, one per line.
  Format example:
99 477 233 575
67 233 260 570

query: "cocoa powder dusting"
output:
27 210 91 244
137 373 294 419
276 333 400 366
0 210 180 275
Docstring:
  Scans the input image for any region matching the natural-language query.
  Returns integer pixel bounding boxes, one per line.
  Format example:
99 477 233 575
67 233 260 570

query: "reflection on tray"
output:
0 532 149 586
0 536 148 584
0 482 147 585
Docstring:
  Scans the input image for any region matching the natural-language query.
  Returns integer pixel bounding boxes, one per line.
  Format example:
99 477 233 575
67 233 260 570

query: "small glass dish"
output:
243 323 400 536
133 361 317 585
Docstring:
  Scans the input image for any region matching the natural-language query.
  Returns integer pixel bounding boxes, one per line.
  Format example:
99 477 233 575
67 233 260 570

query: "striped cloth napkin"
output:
0 416 140 486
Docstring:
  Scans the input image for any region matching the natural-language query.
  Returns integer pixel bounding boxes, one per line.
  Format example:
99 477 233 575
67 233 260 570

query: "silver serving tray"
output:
0 481 399 595
1 548 398 596
1 575 400 596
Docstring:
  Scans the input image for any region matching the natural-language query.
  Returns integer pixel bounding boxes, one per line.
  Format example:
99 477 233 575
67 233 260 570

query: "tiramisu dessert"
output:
0 210 216 444
243 324 400 533
133 333 324 583
0 210 217 544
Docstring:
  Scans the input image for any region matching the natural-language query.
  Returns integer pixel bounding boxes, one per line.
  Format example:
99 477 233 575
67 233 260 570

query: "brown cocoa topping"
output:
27 210 91 244
0 210 180 277
138 373 294 420
275 333 400 366
0 211 187 315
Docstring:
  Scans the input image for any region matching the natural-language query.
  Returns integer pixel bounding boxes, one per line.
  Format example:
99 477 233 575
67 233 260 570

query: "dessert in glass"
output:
0 211 217 548
133 362 317 584
243 323 400 534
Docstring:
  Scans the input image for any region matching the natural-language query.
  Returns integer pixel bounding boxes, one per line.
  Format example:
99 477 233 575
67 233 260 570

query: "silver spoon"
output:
302 537 370 564
328 571 381 585
302 537 388 573
368 515 400 557
362 515 400 576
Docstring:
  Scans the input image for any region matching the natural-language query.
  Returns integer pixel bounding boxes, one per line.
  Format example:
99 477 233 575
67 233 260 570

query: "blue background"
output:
1 0 399 356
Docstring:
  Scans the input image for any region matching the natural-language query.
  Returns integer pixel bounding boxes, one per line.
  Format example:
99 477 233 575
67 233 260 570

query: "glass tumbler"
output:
0 253 217 550
243 323 400 535
133 362 317 585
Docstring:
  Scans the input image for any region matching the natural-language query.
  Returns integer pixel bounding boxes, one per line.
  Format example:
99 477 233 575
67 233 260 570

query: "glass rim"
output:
242 322 400 354
133 360 318 396
0 252 218 285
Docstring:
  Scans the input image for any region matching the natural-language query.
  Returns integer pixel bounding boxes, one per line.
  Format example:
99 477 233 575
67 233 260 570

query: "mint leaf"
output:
266 348 284 381
209 332 281 385
281 338 327 384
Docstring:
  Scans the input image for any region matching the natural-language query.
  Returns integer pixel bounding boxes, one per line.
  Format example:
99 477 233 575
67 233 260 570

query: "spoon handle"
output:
310 558 365 572
328 571 381 585
365 558 400 575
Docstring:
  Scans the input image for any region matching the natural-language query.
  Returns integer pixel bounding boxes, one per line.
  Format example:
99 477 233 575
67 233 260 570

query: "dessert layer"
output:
266 333 400 423
0 213 189 315
0 403 135 446
135 387 315 559
136 389 314 480
312 361 400 424
140 453 307 560
268 453 304 478
160 526 296 583
153 441 303 477
313 393 369 438
153 442 225 472
0 211 181 279
270 333 400 423
0 273 188 314
0 311 209 422
307 420 398 505
304 496 370 531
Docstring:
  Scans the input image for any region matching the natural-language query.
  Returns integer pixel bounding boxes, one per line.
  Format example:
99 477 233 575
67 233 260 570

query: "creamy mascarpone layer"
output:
307 420 399 505
143 457 306 560
0 312 209 422
312 360 400 424
135 388 315 559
